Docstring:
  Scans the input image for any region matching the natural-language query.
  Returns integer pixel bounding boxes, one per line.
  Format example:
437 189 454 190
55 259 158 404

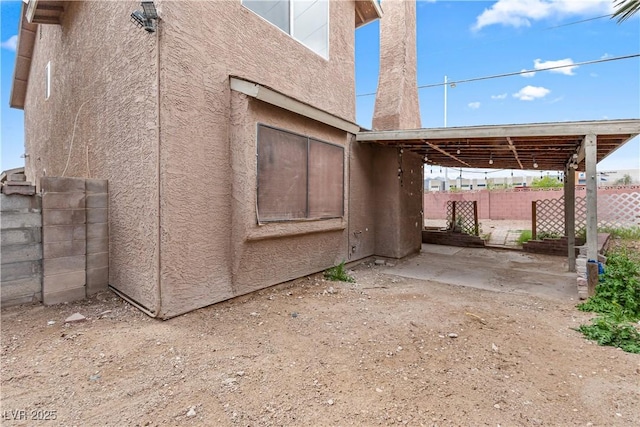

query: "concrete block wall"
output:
424 187 640 221
1 194 43 306
85 180 109 295
41 177 109 305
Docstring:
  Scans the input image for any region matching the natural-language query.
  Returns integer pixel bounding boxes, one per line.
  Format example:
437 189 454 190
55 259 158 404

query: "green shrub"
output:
576 249 640 353
577 250 640 320
577 315 640 354
517 230 532 245
324 261 355 283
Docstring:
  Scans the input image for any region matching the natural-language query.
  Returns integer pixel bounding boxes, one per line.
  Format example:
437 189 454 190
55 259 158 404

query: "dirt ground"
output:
2 255 640 427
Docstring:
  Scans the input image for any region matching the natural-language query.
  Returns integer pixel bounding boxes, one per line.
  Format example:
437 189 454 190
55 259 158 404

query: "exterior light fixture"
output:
533 157 538 169
489 153 494 165
141 1 158 19
456 144 461 155
131 1 159 32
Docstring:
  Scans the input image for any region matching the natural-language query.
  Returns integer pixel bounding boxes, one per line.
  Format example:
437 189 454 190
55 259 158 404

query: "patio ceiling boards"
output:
356 119 640 172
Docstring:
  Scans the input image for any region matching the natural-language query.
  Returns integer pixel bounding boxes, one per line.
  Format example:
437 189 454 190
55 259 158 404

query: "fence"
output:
532 192 640 238
424 186 640 221
1 177 109 308
446 200 479 236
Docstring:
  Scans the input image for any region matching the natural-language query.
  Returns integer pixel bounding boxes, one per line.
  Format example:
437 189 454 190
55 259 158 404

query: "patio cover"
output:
356 119 640 172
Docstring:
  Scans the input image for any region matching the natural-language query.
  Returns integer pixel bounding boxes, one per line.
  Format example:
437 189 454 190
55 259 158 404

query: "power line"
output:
356 53 640 97
542 14 613 30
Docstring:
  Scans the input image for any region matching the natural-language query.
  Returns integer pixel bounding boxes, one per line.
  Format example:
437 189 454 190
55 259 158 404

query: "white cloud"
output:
548 96 564 104
521 69 536 78
472 0 613 31
513 85 551 101
468 102 481 109
491 93 508 100
601 53 611 59
533 58 577 75
1 35 18 52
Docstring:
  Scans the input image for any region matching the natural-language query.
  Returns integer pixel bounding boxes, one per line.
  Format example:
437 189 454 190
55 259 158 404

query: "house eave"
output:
355 0 382 28
26 0 66 25
10 3 37 110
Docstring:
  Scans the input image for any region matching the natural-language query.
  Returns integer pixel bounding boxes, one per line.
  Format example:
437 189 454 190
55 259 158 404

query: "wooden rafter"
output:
506 137 524 169
423 140 472 167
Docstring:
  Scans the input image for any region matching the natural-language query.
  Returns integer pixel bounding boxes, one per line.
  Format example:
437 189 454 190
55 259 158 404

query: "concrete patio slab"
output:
384 244 576 300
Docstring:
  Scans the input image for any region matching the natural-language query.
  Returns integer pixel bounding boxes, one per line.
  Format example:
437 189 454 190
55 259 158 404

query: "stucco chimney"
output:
372 0 421 131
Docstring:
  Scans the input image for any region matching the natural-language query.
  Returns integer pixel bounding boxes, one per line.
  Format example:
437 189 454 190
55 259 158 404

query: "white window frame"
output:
45 61 51 100
242 0 330 59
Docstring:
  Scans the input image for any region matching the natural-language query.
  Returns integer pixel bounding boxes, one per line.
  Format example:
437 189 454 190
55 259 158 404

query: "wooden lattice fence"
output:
532 192 640 238
446 200 479 236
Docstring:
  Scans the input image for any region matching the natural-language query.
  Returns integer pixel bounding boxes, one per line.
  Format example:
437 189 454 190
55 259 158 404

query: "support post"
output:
450 201 456 230
531 201 537 240
585 133 598 261
473 201 479 236
565 165 576 272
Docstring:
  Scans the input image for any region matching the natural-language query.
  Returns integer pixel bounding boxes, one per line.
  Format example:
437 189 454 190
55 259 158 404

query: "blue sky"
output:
1 0 639 176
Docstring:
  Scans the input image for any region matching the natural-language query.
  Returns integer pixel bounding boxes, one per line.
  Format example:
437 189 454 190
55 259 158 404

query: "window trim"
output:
241 0 330 60
255 123 345 223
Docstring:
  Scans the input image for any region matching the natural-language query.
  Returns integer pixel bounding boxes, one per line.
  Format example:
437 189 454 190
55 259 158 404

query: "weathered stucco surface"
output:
23 1 160 311
372 0 421 131
20 1 424 318
370 0 423 258
156 0 359 317
227 94 351 301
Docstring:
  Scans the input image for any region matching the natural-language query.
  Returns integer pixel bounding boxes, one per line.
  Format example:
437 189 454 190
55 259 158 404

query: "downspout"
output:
154 17 163 317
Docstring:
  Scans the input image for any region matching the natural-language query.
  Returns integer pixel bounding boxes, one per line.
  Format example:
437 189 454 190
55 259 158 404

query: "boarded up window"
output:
257 125 344 222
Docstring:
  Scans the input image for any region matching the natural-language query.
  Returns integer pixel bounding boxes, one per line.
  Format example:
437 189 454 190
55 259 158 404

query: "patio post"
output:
585 133 598 261
565 164 576 272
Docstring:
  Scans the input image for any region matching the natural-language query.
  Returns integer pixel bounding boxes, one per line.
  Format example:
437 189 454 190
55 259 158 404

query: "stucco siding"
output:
22 1 160 311
228 95 350 302
156 1 358 316
20 0 364 317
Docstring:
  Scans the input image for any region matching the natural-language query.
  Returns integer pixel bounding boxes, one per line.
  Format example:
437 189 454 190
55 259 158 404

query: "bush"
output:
576 249 640 353
517 230 532 245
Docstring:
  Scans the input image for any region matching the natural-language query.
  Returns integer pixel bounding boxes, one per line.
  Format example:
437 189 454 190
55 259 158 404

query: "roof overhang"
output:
355 0 382 28
230 76 361 134
26 0 66 25
9 1 70 110
10 2 37 110
356 119 640 171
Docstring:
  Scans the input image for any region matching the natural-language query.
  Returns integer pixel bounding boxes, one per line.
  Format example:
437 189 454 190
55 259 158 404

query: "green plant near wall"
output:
324 261 355 283
517 230 532 245
575 226 640 242
576 249 640 353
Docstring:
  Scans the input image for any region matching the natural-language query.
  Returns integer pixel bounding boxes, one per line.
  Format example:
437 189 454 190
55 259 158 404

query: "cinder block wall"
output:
0 194 43 306
85 180 109 295
424 186 640 221
40 177 109 305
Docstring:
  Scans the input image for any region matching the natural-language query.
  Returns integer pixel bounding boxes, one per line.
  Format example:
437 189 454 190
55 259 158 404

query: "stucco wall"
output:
22 1 160 311
21 1 376 317
372 147 423 258
155 1 359 317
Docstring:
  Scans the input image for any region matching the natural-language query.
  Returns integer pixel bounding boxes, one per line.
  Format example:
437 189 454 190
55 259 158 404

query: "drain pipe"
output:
154 15 163 318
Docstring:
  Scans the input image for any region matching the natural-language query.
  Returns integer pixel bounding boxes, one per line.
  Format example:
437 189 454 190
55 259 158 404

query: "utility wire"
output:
356 53 640 97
